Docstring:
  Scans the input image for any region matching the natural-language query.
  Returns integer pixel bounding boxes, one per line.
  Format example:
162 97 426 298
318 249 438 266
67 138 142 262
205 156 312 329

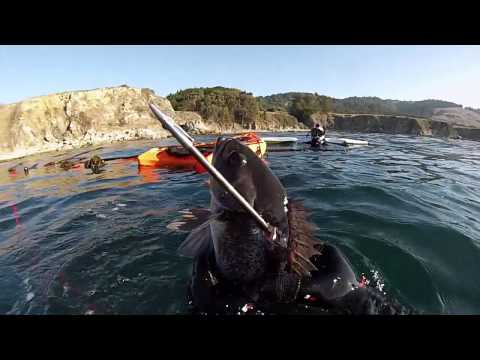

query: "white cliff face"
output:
0 86 175 160
307 112 480 141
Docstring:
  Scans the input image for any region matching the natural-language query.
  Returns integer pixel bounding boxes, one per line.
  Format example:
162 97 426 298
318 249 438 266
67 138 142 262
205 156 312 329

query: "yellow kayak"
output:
137 133 267 173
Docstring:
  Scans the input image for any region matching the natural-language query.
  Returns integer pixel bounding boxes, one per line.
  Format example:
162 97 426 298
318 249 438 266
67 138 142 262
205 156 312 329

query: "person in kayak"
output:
309 123 326 147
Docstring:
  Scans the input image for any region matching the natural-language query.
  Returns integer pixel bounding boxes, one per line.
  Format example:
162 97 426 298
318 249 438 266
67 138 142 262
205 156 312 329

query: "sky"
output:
0 45 479 108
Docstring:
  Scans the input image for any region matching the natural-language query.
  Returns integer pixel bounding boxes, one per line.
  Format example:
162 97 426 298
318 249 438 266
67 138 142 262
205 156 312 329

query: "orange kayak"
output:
137 133 267 172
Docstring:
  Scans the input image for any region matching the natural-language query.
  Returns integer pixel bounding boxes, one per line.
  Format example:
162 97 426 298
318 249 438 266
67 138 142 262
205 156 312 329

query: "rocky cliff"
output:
0 86 179 160
0 86 307 161
431 107 480 128
310 113 480 141
3 85 480 161
255 111 307 131
174 110 307 137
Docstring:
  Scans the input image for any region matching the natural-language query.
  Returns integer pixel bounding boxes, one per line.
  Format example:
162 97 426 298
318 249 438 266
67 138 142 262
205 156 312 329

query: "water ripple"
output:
1 132 480 314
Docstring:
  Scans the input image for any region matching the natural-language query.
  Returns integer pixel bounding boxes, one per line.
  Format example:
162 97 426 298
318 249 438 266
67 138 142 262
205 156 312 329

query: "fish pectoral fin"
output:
167 208 211 233
177 221 212 258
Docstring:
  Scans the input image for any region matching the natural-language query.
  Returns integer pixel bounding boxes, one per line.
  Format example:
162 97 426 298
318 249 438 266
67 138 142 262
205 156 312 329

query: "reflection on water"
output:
1 132 480 314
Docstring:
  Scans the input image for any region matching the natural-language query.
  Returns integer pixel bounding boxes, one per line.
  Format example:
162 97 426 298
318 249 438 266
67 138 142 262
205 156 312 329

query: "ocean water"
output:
1 131 479 315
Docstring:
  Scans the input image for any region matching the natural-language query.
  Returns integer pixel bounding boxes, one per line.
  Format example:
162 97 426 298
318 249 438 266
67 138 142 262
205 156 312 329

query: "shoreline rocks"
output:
0 86 308 161
2 85 480 162
311 113 480 142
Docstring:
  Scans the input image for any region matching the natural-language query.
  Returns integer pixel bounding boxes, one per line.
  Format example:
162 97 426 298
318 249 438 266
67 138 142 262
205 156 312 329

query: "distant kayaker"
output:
309 123 326 147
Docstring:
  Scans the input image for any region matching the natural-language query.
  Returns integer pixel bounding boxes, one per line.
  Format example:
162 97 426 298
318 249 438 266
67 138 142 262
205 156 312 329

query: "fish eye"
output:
227 151 247 167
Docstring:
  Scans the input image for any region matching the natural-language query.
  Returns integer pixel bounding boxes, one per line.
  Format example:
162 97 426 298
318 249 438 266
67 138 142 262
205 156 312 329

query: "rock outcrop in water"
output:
310 113 480 141
175 110 306 135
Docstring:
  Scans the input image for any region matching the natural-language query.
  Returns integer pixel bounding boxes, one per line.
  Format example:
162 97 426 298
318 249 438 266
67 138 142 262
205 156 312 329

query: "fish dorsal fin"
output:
177 220 212 258
287 199 322 277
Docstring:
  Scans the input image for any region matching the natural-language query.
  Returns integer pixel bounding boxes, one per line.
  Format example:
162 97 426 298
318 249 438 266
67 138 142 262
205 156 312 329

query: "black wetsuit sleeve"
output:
260 273 302 303
188 244 216 312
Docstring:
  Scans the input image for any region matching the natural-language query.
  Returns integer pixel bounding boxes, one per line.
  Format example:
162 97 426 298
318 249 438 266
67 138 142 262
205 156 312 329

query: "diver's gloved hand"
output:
297 278 334 307
329 287 416 315
298 275 416 314
297 273 357 308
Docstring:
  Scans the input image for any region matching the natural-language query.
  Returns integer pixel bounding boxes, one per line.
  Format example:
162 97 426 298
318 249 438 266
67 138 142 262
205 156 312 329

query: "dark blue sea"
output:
1 131 479 314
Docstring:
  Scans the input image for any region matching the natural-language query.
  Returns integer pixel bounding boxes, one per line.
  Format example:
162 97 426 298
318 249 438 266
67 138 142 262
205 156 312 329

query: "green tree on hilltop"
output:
288 93 333 123
167 87 259 127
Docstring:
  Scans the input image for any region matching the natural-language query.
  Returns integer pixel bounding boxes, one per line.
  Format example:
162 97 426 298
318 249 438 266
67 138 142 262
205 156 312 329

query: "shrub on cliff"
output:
167 87 259 128
259 93 461 118
168 87 464 126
